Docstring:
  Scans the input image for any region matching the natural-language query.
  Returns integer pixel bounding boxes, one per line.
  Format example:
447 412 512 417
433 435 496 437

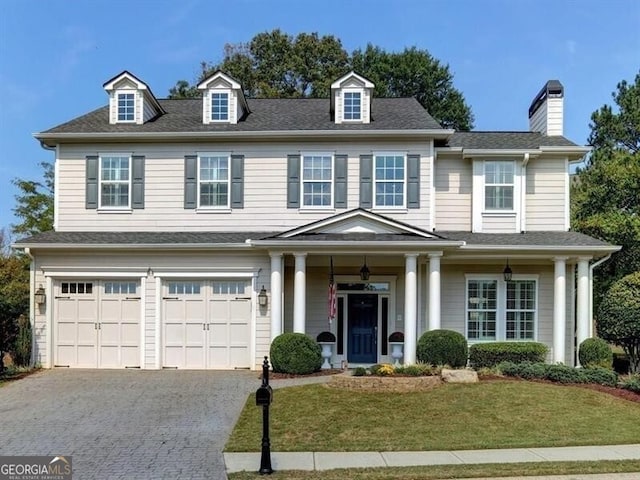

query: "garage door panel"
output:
120 323 140 346
77 299 98 321
185 324 205 345
77 345 97 367
120 346 139 367
185 346 205 368
56 321 77 344
229 346 249 367
164 324 184 346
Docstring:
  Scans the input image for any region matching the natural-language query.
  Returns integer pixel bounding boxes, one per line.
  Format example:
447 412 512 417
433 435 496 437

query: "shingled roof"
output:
439 131 579 149
40 97 443 134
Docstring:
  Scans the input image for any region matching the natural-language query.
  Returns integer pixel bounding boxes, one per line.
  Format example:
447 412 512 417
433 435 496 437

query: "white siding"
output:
526 157 567 231
56 141 433 232
435 156 471 230
529 97 564 136
481 214 517 233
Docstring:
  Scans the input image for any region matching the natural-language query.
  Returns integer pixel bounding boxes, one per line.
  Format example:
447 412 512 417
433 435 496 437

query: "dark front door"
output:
347 294 378 363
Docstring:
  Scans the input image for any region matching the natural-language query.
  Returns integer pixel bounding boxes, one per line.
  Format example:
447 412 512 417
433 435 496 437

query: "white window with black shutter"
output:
85 154 144 210
287 153 347 209
359 153 420 209
184 153 244 210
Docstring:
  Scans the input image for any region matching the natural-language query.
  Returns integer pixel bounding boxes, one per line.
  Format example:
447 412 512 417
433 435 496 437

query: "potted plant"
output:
316 331 336 370
388 331 405 367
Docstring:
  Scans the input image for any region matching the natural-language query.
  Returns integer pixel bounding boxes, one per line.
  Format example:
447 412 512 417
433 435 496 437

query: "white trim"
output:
463 149 541 158
154 270 259 278
43 270 146 278
210 90 231 122
330 71 375 89
564 157 570 231
429 143 435 232
116 91 137 123
54 148 60 231
250 276 257 370
197 152 231 209
553 257 568 363
45 275 53 368
464 274 539 342
155 276 162 369
98 153 133 210
140 276 146 369
300 152 335 208
520 153 528 232
341 88 364 122
373 151 408 209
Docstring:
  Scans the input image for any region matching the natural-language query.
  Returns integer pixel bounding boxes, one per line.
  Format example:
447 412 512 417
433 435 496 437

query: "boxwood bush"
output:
582 367 618 386
469 342 548 368
417 329 468 368
497 361 618 386
270 332 321 375
578 337 613 369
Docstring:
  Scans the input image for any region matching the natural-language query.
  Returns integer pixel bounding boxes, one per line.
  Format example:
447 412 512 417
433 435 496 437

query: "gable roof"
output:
438 131 579 149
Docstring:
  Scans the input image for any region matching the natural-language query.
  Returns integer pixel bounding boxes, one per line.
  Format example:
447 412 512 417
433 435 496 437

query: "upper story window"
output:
302 153 333 207
466 276 537 341
374 154 405 208
117 93 135 122
343 91 362 120
485 161 514 210
100 155 131 208
198 154 229 208
211 92 229 121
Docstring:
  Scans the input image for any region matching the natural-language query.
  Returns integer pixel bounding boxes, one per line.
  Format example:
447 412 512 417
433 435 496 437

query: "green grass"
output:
226 381 640 452
228 460 640 479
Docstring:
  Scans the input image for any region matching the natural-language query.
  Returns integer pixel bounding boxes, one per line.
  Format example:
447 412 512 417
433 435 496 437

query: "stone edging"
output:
327 373 442 392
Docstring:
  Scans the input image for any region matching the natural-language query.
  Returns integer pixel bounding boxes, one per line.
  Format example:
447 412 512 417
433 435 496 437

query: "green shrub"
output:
517 361 550 380
496 361 519 376
416 329 468 368
369 364 382 376
469 342 548 369
13 315 31 367
619 374 640 393
582 367 618 386
545 364 587 384
353 366 367 377
578 338 613 369
270 333 322 375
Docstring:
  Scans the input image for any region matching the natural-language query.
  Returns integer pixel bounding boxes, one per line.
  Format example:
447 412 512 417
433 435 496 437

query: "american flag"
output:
328 257 337 325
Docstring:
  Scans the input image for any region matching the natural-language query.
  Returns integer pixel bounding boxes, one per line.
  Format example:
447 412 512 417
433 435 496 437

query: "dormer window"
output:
211 92 229 121
484 161 514 210
117 93 135 122
343 91 362 120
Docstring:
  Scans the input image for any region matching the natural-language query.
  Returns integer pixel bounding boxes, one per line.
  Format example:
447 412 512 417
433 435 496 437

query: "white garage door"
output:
162 280 251 369
54 280 141 368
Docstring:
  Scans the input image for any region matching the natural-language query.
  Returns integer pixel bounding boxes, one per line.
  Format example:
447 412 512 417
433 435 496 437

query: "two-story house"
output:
17 70 619 370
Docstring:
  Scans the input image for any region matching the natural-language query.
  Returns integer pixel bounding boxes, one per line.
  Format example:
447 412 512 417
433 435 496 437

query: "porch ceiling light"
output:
34 284 46 305
503 260 513 282
258 285 268 307
360 256 370 281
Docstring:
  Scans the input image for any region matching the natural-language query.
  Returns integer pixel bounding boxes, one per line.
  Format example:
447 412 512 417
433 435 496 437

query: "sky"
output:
0 0 638 236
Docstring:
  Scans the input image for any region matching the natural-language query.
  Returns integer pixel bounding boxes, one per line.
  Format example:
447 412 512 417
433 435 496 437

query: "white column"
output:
269 252 283 340
576 257 591 363
404 253 419 364
293 253 307 334
428 252 442 331
553 257 568 364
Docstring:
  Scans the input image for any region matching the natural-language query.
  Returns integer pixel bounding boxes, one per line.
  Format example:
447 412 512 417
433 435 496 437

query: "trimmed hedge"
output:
497 361 618 386
578 337 613 369
469 342 548 368
270 333 322 375
416 329 468 368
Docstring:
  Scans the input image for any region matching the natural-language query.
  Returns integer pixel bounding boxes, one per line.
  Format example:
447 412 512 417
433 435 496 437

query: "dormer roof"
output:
102 70 165 115
197 70 250 115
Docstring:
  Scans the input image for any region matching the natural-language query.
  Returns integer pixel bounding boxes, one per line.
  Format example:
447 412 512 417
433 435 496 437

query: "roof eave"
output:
12 242 254 250
250 239 464 248
33 128 454 147
462 148 542 158
459 244 621 254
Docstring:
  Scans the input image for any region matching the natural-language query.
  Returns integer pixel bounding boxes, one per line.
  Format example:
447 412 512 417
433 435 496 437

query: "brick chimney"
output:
528 80 564 136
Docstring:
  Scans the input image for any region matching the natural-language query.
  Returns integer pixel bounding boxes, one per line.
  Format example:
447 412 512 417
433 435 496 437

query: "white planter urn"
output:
390 342 404 367
316 331 337 370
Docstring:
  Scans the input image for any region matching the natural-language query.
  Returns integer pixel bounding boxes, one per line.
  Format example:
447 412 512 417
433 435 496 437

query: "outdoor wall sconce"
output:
258 285 268 307
360 256 371 281
34 285 46 305
503 260 513 282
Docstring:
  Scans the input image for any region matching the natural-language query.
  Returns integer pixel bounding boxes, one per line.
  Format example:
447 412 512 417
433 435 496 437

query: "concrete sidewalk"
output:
224 444 640 473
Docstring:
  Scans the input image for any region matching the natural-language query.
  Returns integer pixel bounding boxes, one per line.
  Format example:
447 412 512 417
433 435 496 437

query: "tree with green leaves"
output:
571 72 640 312
12 161 54 237
169 29 474 130
597 272 640 373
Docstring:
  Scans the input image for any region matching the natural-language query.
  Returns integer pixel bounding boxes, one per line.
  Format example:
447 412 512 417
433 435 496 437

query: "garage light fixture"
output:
360 256 370 281
34 285 46 305
503 260 513 282
258 286 268 307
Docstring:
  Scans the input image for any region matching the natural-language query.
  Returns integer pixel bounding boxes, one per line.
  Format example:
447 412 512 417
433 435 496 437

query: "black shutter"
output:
131 155 145 209
86 155 98 209
359 154 373 208
230 154 244 209
184 155 197 209
407 154 420 209
334 154 348 208
287 154 300 208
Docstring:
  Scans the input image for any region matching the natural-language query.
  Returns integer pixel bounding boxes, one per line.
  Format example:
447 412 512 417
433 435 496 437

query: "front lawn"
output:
226 380 640 452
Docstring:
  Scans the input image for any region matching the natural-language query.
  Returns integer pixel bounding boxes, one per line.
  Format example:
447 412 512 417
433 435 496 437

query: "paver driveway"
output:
0 369 258 479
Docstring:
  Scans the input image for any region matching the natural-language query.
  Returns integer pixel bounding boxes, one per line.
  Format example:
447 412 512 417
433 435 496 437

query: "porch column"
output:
576 257 591 364
269 252 283 340
293 253 307 334
428 252 442 331
553 257 568 364
404 253 419 364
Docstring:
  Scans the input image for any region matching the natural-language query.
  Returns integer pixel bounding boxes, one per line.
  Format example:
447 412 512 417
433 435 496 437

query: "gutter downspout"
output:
589 254 612 337
520 153 529 232
24 247 36 367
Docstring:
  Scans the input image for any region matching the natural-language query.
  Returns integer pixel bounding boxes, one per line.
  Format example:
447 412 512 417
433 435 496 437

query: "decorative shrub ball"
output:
270 332 322 375
578 337 613 369
416 329 468 368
